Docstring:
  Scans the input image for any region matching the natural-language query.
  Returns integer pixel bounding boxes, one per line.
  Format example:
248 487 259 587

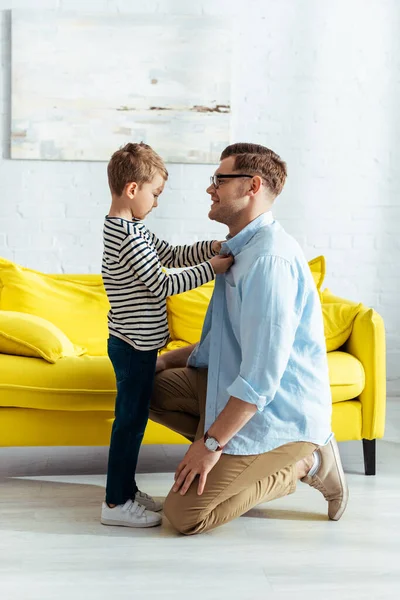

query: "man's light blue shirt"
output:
188 212 332 455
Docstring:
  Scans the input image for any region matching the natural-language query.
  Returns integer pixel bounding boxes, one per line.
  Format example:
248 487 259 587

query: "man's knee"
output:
150 369 186 412
163 491 206 536
149 376 174 423
150 368 199 416
150 371 168 410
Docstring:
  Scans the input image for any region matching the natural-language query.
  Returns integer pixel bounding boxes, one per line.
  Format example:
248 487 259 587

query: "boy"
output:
101 143 233 528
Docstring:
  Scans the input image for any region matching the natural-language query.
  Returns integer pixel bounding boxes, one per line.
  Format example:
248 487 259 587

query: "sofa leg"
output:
362 439 376 475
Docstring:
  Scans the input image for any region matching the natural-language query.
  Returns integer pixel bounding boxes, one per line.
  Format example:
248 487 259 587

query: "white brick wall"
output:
0 0 399 395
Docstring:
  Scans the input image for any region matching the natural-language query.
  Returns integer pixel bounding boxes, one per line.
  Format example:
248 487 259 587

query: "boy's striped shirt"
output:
102 217 216 351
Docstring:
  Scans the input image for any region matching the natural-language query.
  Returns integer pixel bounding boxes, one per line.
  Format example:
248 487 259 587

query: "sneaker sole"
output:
329 438 349 521
101 517 162 528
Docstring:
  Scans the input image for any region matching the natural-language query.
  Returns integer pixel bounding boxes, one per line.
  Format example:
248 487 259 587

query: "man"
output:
151 143 348 535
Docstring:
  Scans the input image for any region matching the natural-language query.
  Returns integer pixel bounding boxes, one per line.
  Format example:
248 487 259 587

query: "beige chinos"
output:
150 367 316 535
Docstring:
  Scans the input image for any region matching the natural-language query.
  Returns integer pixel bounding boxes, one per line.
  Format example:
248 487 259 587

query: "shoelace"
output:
122 499 146 517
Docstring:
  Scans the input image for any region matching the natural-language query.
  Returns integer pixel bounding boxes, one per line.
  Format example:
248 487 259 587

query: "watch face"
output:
206 437 219 451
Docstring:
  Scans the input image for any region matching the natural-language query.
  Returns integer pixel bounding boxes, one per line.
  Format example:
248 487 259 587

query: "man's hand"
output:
172 438 221 496
154 344 196 373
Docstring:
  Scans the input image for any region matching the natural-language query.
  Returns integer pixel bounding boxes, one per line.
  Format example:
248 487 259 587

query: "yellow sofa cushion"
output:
167 280 214 344
322 302 362 352
161 342 366 405
308 255 326 291
0 311 85 363
0 353 116 411
0 258 109 355
320 287 359 306
327 351 365 403
159 339 193 355
0 348 364 411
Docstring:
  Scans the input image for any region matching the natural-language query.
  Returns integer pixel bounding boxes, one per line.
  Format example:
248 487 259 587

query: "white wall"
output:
0 0 399 395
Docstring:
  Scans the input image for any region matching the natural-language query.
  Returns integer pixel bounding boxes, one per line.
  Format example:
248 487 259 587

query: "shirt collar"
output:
222 212 274 257
105 216 144 227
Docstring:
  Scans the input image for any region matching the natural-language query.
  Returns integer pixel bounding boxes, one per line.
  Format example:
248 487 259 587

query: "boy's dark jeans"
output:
105 335 158 506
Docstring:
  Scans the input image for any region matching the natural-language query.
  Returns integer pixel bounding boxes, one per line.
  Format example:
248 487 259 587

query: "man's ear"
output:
125 182 138 198
250 175 263 196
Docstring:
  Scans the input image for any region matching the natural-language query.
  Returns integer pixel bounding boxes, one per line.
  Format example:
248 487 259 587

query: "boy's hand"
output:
212 240 224 254
209 254 234 274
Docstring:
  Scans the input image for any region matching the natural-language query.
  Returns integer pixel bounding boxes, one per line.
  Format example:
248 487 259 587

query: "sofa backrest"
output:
0 258 109 355
49 274 103 285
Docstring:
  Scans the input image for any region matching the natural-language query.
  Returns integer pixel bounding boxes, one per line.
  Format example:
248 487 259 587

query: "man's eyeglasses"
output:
210 174 254 189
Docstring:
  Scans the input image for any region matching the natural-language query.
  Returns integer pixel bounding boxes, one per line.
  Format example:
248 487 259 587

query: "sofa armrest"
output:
343 305 386 439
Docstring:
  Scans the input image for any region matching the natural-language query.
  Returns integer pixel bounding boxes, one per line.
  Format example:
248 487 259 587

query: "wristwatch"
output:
204 431 224 452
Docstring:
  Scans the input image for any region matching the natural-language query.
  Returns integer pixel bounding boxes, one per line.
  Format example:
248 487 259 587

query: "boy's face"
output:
127 172 165 220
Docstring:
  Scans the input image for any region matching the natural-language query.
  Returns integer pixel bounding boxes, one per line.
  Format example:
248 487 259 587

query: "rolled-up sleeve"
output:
227 256 303 411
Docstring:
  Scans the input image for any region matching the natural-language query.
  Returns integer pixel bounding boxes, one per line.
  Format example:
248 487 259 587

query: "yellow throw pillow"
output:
0 258 109 355
0 311 86 363
320 287 338 304
322 302 362 352
167 280 215 344
320 287 361 308
308 255 326 291
158 339 192 355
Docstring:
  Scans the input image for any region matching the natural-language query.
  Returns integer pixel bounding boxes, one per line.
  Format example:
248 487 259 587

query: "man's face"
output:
206 156 250 224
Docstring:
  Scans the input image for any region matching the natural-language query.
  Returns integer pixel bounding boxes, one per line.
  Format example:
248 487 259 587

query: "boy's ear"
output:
125 182 138 198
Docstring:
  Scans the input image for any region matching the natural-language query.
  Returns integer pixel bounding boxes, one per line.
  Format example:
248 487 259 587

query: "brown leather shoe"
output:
302 436 349 521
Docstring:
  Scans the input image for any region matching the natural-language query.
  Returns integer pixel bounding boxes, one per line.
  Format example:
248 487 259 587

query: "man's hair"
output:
107 142 168 196
220 143 287 197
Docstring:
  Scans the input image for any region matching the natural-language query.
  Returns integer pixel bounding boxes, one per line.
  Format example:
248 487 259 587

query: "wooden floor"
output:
1 399 400 600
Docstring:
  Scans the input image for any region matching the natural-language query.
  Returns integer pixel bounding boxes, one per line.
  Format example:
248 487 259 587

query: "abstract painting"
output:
11 11 232 163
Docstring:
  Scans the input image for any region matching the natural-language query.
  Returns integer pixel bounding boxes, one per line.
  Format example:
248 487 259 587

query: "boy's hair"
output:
108 142 168 196
220 143 287 197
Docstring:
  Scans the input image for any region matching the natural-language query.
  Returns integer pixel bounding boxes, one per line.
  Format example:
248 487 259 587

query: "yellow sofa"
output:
0 257 386 475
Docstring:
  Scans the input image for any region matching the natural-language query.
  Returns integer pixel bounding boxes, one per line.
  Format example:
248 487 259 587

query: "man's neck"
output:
228 209 271 238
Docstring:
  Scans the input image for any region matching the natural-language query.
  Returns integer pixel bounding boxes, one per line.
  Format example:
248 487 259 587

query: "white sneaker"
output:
135 490 163 512
101 499 162 528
